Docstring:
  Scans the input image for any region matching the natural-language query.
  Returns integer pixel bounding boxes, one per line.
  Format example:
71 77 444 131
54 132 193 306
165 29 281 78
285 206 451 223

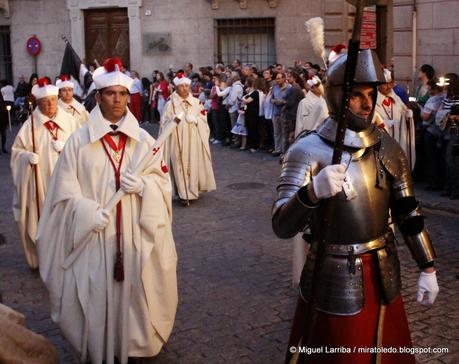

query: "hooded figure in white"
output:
36 58 178 364
11 79 79 269
375 68 416 170
160 73 216 203
56 75 90 126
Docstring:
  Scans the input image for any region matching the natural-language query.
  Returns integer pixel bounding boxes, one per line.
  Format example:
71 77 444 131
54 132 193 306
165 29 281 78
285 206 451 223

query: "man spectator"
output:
271 72 291 156
36 58 178 363
281 71 304 151
184 62 196 79
225 72 244 147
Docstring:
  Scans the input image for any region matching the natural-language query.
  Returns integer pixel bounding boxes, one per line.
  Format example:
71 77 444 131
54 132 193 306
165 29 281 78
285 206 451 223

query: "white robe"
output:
58 98 89 126
375 90 416 170
160 92 216 200
295 92 329 137
36 106 178 364
11 106 79 268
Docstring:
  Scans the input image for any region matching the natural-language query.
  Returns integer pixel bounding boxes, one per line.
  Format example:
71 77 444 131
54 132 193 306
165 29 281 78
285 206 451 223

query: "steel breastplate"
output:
309 144 390 243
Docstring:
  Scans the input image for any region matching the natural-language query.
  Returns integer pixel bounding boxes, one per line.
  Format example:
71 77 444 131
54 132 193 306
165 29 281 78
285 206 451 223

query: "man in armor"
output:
272 49 439 364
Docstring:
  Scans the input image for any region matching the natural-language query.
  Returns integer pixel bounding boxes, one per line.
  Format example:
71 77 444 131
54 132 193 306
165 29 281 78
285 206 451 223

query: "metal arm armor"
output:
272 135 319 239
379 133 436 268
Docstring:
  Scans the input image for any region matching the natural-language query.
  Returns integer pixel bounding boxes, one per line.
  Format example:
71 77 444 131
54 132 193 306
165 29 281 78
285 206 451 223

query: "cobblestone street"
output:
0 128 458 363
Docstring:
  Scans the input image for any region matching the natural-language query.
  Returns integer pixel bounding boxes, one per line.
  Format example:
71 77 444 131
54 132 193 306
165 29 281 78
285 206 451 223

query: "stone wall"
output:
393 0 459 85
9 0 70 83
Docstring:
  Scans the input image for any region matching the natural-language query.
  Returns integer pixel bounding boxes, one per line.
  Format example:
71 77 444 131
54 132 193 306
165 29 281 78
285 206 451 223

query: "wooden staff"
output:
29 101 40 220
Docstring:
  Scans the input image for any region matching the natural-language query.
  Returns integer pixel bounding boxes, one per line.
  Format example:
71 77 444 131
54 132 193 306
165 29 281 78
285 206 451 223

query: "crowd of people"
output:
1 55 458 200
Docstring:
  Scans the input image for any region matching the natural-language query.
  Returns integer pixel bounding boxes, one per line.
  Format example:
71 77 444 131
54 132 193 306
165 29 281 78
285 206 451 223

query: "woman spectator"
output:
210 74 224 144
421 78 445 191
241 77 260 152
150 71 169 120
141 77 151 123
436 73 459 199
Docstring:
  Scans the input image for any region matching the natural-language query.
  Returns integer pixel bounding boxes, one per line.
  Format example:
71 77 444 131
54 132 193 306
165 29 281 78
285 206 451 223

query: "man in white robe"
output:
56 75 89 126
295 76 329 137
36 58 178 364
375 69 416 170
160 73 216 205
11 79 80 269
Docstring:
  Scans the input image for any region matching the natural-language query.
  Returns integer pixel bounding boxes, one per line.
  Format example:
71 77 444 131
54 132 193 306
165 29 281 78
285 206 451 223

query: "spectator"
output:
271 72 291 156
436 73 459 199
241 77 260 152
422 78 445 191
281 71 304 152
225 72 244 147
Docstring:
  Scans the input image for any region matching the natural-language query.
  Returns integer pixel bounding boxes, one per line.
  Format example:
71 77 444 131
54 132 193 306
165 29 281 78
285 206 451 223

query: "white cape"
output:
160 92 216 200
58 98 89 126
11 106 79 268
36 106 178 364
295 92 329 137
375 90 416 170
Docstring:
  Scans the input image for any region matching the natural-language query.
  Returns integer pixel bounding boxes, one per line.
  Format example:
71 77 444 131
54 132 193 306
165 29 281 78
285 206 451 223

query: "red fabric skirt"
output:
288 254 415 364
129 92 142 122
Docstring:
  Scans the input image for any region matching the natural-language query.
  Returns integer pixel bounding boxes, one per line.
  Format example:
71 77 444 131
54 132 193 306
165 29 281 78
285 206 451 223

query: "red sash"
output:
101 132 128 282
44 121 59 140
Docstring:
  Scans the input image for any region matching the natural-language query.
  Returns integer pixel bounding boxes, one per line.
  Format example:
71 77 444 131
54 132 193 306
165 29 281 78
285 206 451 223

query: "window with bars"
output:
0 26 12 82
215 18 276 69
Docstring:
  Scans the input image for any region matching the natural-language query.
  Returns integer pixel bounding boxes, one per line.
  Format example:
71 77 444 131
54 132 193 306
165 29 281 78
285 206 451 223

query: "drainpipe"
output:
411 0 417 93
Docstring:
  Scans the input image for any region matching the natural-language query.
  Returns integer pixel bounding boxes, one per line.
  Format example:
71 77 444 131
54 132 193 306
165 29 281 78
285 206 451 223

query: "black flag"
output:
60 42 92 92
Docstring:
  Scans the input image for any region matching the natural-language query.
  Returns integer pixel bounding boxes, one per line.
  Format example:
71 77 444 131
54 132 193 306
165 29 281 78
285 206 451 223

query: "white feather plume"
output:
305 17 326 67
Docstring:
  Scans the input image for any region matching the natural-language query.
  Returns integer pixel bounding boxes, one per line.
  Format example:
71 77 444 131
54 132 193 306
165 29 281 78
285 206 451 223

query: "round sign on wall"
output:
26 36 41 57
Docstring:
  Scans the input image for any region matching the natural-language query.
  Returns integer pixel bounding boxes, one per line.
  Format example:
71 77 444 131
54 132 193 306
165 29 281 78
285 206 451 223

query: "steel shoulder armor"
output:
379 132 437 268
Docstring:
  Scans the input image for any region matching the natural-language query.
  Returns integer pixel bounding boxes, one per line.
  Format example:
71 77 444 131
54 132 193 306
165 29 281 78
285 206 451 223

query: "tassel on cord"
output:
114 252 124 282
305 17 327 69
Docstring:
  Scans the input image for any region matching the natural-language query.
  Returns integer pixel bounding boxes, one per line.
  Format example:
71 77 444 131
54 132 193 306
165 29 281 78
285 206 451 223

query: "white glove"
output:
52 140 65 153
27 152 39 165
120 172 144 195
417 271 439 306
185 114 198 124
312 164 346 200
94 208 110 232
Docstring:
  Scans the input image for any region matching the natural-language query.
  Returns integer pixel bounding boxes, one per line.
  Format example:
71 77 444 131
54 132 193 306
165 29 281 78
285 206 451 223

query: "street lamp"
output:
6 104 11 131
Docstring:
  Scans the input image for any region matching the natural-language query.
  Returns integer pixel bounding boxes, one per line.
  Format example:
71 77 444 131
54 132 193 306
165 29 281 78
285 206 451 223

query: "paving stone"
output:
0 129 457 363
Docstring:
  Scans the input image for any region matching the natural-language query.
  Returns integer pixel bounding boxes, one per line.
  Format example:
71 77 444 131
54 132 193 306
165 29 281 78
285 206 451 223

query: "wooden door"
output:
84 8 130 69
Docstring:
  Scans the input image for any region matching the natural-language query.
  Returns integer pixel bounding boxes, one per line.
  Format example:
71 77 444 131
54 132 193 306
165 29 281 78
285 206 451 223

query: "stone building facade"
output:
0 0 393 84
2 0 455 89
393 0 459 88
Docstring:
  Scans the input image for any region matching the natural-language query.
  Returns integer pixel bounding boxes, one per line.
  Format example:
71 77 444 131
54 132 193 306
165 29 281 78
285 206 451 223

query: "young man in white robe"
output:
294 76 329 137
56 75 89 126
160 73 216 205
36 58 178 364
11 79 80 269
375 68 416 170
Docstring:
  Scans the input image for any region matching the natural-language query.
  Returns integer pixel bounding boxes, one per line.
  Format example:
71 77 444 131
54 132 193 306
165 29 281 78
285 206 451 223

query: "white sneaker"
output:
210 138 215 142
212 139 221 145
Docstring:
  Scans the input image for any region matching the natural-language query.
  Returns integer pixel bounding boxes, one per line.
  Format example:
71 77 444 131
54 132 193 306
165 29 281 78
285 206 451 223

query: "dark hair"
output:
288 70 304 89
312 64 321 72
427 78 442 93
29 73 38 84
420 64 435 80
186 63 193 70
444 73 459 98
141 77 151 89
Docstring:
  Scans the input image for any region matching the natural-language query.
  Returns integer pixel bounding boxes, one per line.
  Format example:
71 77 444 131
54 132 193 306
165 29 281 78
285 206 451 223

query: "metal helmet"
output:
325 49 385 118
